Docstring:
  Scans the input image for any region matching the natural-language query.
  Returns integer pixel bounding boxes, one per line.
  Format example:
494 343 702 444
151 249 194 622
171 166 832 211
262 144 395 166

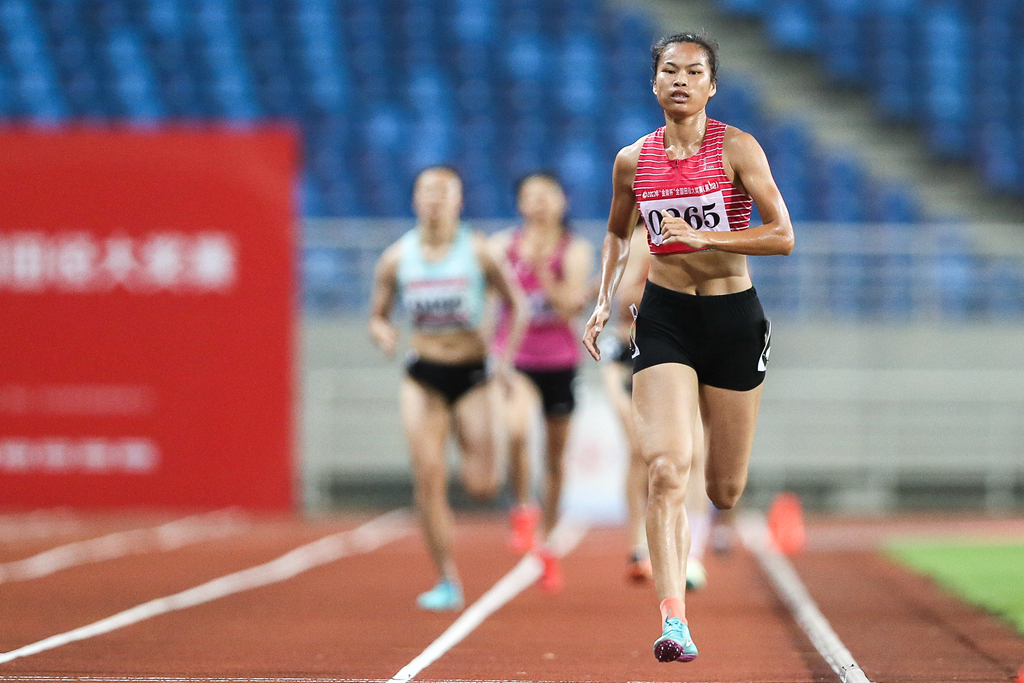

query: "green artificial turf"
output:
886 541 1024 636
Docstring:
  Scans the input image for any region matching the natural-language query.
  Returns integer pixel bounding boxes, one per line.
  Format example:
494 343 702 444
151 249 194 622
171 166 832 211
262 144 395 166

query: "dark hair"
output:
514 170 564 199
651 32 719 84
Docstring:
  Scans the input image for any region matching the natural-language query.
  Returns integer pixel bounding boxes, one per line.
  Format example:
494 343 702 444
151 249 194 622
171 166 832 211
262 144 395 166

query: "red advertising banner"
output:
0 127 297 510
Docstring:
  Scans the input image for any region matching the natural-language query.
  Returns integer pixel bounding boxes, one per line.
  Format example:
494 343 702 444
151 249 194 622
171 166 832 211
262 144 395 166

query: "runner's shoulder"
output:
615 135 646 170
722 124 765 160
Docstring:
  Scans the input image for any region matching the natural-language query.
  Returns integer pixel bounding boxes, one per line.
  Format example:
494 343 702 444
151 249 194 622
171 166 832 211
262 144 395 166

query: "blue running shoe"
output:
416 578 464 611
653 617 698 662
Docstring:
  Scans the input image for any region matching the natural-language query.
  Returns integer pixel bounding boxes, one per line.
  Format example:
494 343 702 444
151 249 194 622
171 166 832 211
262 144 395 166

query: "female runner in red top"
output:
582 32 793 664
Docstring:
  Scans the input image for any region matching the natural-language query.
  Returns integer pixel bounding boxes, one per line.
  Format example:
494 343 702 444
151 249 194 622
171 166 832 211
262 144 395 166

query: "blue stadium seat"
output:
145 0 185 39
978 123 1019 192
451 0 496 45
502 114 550 177
765 0 818 52
707 78 762 138
1 0 1019 320
409 113 455 173
0 0 934 231
0 64 16 118
822 0 867 76
459 156 508 218
717 0 1024 199
816 156 867 223
718 0 767 17
870 16 914 118
868 184 921 224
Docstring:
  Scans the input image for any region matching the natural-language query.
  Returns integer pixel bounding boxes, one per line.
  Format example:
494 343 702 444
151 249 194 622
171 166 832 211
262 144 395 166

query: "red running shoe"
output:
626 551 653 584
508 504 539 553
537 547 563 594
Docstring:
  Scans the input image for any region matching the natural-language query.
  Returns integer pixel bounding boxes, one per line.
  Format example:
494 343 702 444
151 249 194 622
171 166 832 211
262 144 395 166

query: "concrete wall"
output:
749 323 1024 511
301 316 1024 513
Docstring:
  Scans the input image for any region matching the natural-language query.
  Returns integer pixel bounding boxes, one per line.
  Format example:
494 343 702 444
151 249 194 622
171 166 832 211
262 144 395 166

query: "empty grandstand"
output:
3 0 1021 322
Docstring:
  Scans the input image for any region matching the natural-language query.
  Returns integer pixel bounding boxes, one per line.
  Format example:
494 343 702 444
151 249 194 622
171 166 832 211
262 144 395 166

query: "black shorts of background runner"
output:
519 367 576 416
609 339 635 394
406 356 488 405
632 281 770 391
614 339 635 366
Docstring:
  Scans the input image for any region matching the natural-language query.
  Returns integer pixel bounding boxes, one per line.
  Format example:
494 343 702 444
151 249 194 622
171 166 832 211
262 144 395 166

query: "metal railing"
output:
301 219 1024 322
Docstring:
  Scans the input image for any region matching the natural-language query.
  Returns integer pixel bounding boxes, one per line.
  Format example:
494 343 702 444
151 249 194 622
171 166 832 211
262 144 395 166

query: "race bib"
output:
639 190 732 247
403 277 473 330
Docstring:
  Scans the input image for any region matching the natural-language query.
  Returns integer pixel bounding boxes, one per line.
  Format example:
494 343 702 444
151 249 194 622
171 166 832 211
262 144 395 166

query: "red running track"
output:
0 510 1020 683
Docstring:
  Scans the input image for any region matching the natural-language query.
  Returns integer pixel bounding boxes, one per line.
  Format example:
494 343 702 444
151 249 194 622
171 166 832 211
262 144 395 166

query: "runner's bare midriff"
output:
411 330 489 365
648 248 752 296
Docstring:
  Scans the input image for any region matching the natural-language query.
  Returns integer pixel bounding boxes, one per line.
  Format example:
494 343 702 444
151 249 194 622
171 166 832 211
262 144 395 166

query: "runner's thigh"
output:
699 383 763 493
502 372 539 445
632 362 701 467
400 378 451 468
452 380 498 476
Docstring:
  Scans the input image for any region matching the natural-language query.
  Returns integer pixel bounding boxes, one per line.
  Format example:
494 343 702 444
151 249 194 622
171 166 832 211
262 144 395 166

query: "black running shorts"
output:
519 367 577 417
406 357 489 405
632 281 770 391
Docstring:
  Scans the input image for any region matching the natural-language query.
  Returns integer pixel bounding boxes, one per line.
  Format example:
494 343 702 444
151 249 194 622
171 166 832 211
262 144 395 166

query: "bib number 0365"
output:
639 190 731 246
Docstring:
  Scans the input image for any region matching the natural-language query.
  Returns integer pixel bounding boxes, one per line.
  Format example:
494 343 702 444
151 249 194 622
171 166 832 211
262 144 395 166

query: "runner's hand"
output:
660 216 708 249
582 303 611 362
368 317 398 357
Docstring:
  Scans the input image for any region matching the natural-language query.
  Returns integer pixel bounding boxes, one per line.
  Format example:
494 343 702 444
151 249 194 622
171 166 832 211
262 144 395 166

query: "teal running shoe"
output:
653 617 698 662
416 578 464 612
686 557 707 591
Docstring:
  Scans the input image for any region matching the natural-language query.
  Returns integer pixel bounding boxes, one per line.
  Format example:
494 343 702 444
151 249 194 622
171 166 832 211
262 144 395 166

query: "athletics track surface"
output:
0 509 1020 683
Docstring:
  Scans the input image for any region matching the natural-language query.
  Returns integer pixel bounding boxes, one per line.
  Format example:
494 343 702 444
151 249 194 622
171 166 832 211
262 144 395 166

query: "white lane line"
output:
0 510 247 584
0 678 420 682
0 509 414 666
737 512 873 683
389 521 589 683
0 679 414 682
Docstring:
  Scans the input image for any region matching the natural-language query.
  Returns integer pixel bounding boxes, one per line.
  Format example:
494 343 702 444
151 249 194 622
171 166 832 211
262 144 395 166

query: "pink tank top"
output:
633 119 753 255
492 230 580 371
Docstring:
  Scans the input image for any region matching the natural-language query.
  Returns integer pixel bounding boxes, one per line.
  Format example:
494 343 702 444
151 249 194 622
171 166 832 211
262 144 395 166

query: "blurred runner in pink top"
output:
490 172 594 593
492 231 581 371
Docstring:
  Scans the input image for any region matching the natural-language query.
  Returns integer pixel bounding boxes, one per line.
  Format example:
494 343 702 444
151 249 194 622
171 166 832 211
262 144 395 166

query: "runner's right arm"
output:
582 140 643 361
368 243 401 357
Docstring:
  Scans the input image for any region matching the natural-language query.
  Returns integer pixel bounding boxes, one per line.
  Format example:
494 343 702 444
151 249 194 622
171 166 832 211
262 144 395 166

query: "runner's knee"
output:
459 452 497 500
706 475 746 510
646 454 689 502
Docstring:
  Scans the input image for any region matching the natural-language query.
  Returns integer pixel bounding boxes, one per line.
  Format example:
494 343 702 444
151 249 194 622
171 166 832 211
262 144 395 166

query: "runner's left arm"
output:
479 230 514 344
476 235 528 377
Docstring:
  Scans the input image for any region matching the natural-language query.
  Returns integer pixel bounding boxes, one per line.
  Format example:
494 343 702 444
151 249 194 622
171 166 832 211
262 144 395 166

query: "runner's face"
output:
413 170 462 224
517 177 566 227
653 42 716 117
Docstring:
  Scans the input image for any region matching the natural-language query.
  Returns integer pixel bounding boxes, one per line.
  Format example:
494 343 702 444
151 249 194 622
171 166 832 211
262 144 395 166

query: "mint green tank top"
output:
396 225 486 332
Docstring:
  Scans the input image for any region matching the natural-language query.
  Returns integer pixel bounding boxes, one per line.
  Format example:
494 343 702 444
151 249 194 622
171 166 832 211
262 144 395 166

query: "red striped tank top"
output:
633 119 753 255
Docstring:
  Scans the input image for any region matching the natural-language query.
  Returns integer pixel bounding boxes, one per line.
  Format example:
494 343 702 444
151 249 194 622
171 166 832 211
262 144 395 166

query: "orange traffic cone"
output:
767 492 806 556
